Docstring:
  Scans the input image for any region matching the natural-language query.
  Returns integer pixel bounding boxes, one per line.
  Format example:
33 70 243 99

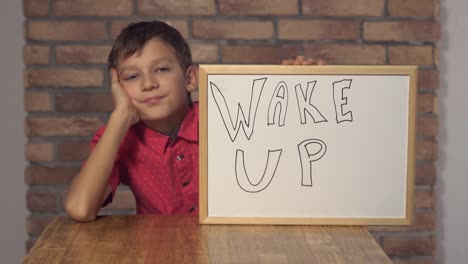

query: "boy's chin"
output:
140 113 167 122
139 110 173 122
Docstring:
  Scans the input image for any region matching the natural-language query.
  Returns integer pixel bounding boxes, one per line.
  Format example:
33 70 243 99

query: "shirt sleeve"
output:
86 126 126 208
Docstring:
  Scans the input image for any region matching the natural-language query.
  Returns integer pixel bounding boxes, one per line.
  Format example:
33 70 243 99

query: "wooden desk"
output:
24 215 391 263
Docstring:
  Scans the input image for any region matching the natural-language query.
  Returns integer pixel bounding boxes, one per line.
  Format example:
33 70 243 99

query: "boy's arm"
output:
64 70 139 222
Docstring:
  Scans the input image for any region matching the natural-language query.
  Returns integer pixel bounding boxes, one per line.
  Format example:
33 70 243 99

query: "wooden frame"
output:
199 65 417 225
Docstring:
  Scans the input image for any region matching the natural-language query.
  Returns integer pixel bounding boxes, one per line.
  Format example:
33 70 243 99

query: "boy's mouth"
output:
142 95 165 105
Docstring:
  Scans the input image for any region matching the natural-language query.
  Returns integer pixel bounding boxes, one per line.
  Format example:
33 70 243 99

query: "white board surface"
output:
199 65 417 225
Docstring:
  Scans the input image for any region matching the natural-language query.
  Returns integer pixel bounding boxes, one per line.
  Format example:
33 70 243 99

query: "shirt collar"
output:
135 103 198 154
177 102 198 142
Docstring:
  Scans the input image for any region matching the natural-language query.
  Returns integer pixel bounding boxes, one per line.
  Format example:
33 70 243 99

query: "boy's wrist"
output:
110 106 137 129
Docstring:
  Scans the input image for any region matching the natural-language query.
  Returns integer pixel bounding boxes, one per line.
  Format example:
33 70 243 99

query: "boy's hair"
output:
108 20 192 70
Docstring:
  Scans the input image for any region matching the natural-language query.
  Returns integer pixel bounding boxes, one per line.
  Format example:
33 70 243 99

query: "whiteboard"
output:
198 65 417 225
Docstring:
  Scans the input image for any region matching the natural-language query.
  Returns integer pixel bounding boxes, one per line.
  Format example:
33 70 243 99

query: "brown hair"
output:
108 20 192 70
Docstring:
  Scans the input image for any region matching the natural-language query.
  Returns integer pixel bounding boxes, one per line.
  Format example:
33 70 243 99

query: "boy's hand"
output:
282 56 326 65
110 69 140 126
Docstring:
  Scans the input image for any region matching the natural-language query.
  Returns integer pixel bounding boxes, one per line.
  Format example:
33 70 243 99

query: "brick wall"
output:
23 0 439 262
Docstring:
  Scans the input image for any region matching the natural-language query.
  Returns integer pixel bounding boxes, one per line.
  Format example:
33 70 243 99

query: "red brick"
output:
103 189 136 210
415 189 435 209
56 45 112 64
27 21 107 41
190 44 218 63
367 211 435 232
27 190 60 212
364 21 440 41
26 116 104 137
418 70 439 91
383 236 435 256
25 143 54 162
304 45 386 65
222 45 302 64
54 0 133 16
303 0 384 16
111 20 189 40
24 92 51 112
417 117 438 137
138 0 215 16
58 141 90 161
415 164 436 185
433 97 439 113
23 45 50 65
26 215 54 236
388 0 438 17
24 0 49 17
415 140 437 161
219 0 298 15
279 20 360 40
434 47 439 65
417 94 436 114
25 166 79 185
25 68 103 88
56 92 113 112
193 20 273 40
389 46 433 66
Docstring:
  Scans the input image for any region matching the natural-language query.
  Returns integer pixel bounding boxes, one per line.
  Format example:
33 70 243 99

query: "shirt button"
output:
188 205 197 213
182 181 190 187
176 154 184 161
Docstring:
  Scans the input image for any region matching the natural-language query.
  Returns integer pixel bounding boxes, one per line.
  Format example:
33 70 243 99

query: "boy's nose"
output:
142 76 159 91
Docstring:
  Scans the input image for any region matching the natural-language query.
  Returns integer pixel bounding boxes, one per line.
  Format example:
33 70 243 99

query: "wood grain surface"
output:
23 215 392 263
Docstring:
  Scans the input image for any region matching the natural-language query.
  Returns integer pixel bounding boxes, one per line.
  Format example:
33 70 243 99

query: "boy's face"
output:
117 38 197 128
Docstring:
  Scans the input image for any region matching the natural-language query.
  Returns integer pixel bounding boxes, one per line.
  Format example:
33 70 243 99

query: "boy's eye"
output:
123 74 138 81
155 67 170 73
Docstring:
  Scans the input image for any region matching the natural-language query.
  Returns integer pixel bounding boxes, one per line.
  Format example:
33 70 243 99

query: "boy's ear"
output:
185 65 198 92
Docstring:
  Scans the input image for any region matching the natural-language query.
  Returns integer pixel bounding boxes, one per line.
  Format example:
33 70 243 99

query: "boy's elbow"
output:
64 199 97 223
67 211 97 223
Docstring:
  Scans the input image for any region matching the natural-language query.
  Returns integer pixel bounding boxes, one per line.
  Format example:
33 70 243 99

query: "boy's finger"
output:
110 69 120 86
305 58 316 65
295 56 305 64
282 59 293 65
317 59 327 65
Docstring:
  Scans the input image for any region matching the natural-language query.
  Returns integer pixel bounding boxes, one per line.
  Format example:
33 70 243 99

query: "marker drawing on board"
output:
297 139 327 187
235 149 283 193
294 81 328 124
333 79 353 123
267 81 288 127
210 77 267 142
209 77 356 193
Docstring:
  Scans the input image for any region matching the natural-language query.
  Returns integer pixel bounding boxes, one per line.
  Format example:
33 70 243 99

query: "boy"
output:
65 20 323 222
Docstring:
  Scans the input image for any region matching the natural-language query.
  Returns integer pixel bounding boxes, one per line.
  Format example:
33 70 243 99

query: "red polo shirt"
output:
89 103 199 215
